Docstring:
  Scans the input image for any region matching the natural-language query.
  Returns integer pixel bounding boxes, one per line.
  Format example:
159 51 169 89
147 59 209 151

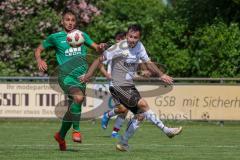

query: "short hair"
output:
115 31 126 40
62 8 77 18
127 24 142 33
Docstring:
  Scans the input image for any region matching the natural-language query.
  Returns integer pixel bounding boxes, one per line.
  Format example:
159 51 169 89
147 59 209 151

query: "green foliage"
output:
145 19 191 76
87 0 240 77
0 0 239 77
173 0 240 29
0 0 100 76
189 21 240 77
87 0 191 76
87 0 165 41
86 0 169 72
0 0 60 76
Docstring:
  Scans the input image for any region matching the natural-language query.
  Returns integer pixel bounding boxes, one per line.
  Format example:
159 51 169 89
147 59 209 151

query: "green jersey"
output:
42 31 94 65
42 31 94 93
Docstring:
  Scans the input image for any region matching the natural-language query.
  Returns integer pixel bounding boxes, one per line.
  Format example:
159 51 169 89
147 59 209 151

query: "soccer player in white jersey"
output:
81 24 182 151
101 31 129 138
101 31 153 138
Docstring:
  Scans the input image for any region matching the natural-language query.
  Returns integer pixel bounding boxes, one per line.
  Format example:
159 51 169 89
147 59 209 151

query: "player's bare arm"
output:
35 44 48 72
81 56 105 82
99 63 111 80
145 60 173 84
138 63 152 77
91 42 107 53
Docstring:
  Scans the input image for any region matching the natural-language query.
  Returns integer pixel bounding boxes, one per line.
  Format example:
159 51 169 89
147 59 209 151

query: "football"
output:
66 29 85 47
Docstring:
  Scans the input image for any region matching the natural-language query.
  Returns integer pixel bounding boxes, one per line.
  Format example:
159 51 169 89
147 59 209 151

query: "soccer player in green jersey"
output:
35 9 105 151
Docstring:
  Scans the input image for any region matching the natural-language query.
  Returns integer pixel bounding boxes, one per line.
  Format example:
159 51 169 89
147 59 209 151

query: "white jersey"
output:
103 39 150 86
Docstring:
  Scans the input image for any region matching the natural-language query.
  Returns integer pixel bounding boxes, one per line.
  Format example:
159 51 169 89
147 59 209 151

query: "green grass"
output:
0 119 239 160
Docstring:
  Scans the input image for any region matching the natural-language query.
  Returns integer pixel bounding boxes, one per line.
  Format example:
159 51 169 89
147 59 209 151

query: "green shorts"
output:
57 56 88 96
58 75 86 95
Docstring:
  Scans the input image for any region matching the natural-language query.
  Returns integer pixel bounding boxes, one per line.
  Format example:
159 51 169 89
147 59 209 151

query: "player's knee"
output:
137 98 148 110
118 106 128 113
116 104 128 113
119 110 128 118
73 95 84 104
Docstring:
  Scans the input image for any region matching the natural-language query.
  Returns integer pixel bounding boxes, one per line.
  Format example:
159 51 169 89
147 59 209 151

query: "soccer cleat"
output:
72 131 82 143
116 136 129 152
111 132 120 138
101 112 110 129
54 132 66 151
116 142 129 152
165 126 183 138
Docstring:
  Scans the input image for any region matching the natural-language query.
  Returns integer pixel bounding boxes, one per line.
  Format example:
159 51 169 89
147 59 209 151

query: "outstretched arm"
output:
138 63 152 77
81 56 105 82
145 61 173 84
99 63 111 80
91 42 107 53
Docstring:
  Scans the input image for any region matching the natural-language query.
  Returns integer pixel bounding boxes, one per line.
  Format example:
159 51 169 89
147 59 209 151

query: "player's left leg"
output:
68 86 85 143
116 114 144 151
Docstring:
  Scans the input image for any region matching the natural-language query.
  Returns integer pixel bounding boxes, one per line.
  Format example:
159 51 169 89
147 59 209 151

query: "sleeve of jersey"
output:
83 32 94 46
42 34 55 49
103 46 123 61
139 44 150 62
103 50 111 61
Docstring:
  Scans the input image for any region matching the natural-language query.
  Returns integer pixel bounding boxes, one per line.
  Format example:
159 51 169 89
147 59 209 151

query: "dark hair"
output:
62 8 77 18
127 24 142 33
115 31 126 40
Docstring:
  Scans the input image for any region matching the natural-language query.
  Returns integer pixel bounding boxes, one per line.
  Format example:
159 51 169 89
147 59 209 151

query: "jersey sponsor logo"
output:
124 62 137 67
65 47 82 56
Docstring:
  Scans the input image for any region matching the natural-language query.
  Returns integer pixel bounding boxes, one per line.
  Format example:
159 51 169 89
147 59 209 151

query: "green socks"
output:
59 111 73 139
70 102 82 132
59 102 82 138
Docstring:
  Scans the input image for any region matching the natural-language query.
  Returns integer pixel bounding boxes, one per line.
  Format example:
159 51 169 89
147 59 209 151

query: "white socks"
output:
143 109 165 130
107 109 116 118
121 118 140 144
114 116 125 130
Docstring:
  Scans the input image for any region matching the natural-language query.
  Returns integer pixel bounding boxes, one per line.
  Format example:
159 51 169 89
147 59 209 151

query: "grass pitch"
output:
0 119 239 160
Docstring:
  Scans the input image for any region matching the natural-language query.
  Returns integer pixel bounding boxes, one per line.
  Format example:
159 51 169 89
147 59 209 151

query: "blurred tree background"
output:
0 0 239 77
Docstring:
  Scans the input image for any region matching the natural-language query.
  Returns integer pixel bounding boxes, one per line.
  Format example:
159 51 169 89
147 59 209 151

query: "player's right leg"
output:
111 108 128 138
116 114 143 151
109 86 143 151
101 109 114 129
101 104 128 129
101 88 127 129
